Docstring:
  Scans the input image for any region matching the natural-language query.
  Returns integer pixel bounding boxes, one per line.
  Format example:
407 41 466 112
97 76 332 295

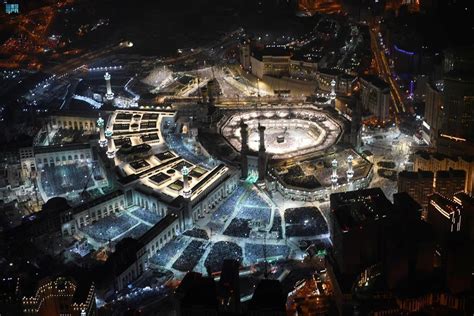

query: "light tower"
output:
97 116 108 148
240 120 249 179
104 72 114 100
258 124 267 182
346 155 354 183
106 129 116 160
330 79 336 101
331 158 338 188
181 166 192 229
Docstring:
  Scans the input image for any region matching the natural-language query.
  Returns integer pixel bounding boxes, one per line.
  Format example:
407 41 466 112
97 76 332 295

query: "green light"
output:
316 250 327 258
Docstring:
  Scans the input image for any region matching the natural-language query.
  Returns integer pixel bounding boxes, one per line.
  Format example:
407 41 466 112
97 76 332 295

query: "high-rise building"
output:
413 151 474 194
453 192 474 240
239 40 251 71
359 75 391 123
422 82 443 145
436 47 474 155
248 279 286 316
398 170 434 210
217 260 241 314
434 169 466 199
438 74 474 154
330 188 394 275
427 193 463 238
175 272 218 316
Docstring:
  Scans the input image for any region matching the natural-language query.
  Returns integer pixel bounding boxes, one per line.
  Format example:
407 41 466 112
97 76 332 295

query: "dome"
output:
42 197 70 213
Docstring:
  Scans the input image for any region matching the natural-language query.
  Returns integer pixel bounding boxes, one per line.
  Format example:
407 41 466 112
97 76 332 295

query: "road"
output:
369 23 406 115
45 43 123 76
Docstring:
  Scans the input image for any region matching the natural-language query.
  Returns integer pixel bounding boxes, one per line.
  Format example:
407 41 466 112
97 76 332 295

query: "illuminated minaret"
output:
106 129 115 160
181 166 192 199
258 124 267 182
346 155 354 183
240 120 249 179
330 79 336 101
181 166 192 229
97 116 108 148
104 72 114 100
331 158 338 188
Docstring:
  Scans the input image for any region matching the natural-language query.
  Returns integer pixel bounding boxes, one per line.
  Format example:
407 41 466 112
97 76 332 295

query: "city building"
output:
317 69 355 95
250 47 291 79
48 112 99 133
435 169 466 199
438 73 474 155
19 146 36 183
422 81 443 145
239 40 251 71
454 192 474 240
174 272 218 316
59 190 126 236
248 279 286 316
5 3 19 14
330 188 394 275
398 170 434 210
359 75 391 122
289 51 320 81
428 47 474 155
413 151 474 194
427 193 464 241
34 144 94 169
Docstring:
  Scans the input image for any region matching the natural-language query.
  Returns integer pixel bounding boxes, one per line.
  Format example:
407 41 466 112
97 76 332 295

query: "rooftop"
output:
252 46 291 61
360 75 390 90
399 170 434 179
71 190 124 215
139 213 180 246
435 169 466 178
429 192 460 215
330 188 393 231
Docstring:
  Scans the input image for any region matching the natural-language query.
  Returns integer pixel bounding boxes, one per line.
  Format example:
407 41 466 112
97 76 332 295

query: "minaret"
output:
182 166 192 199
104 72 114 100
258 124 267 182
181 166 192 229
350 92 362 150
331 158 338 188
346 155 354 183
97 116 108 148
106 129 116 161
240 120 249 179
330 79 336 104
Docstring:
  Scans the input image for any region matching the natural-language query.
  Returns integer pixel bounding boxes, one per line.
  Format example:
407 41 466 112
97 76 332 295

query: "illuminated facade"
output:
414 151 474 194
22 277 96 316
427 193 462 236
250 50 291 79
97 117 107 148
49 114 97 133
422 82 443 145
106 130 116 160
104 72 114 101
